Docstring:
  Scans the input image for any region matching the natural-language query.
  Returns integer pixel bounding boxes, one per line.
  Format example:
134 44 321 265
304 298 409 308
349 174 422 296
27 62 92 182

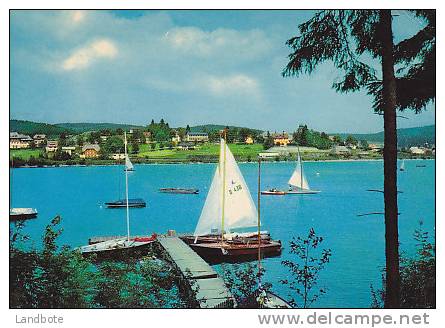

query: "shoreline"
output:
10 157 435 169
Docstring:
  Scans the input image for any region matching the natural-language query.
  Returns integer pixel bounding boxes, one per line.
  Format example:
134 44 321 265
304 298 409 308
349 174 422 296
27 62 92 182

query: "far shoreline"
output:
10 156 435 169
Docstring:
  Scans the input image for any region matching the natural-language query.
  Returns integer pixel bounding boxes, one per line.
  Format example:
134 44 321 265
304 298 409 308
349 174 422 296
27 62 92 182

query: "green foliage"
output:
283 10 435 113
148 120 172 142
371 222 435 308
292 125 333 149
55 122 144 133
102 136 124 154
10 120 73 137
281 228 332 308
222 262 272 308
10 217 184 309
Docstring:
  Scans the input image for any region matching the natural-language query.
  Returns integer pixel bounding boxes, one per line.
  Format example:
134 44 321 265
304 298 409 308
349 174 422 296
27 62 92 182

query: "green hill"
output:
190 124 262 133
54 122 145 133
334 125 435 147
10 120 73 137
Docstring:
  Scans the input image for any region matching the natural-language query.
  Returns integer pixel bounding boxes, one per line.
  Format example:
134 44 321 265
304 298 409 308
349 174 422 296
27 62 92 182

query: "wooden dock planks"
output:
157 236 235 308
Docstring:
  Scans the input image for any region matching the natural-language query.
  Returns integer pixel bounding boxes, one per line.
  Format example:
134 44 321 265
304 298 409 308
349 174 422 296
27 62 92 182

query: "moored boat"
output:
105 198 146 208
79 234 157 259
159 188 199 194
187 131 281 263
80 131 153 258
9 208 38 221
261 188 286 195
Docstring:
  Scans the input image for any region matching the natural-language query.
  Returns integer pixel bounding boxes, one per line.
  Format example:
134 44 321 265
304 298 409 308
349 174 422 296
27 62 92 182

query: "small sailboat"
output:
400 159 405 171
80 132 154 257
124 152 134 171
286 147 320 194
182 132 281 264
106 132 146 208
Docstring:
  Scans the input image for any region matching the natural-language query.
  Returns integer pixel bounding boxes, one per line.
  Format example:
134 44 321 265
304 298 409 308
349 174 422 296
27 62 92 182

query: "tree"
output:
283 10 435 308
345 135 358 146
360 139 369 150
280 229 332 308
222 263 272 308
131 140 139 154
76 135 84 147
103 136 125 154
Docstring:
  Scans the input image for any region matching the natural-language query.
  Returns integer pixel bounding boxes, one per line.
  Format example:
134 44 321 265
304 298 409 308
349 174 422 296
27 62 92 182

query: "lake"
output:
10 159 435 308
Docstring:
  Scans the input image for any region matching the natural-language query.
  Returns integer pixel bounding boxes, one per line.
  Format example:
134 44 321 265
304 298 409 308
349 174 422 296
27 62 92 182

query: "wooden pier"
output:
157 236 236 308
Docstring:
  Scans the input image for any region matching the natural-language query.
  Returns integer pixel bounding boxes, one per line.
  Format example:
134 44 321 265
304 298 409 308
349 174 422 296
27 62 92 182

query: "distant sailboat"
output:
400 159 405 171
124 153 134 171
105 132 145 208
286 147 320 194
182 133 281 264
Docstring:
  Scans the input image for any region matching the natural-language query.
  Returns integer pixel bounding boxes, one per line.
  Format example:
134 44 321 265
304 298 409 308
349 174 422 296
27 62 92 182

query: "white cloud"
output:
61 39 118 71
204 74 260 97
164 27 271 59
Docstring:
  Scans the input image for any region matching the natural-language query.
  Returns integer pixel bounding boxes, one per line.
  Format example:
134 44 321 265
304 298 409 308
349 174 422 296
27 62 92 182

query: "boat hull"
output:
159 188 199 194
105 198 146 208
80 236 156 260
286 190 320 194
180 232 271 245
261 190 286 195
188 240 282 264
9 208 38 221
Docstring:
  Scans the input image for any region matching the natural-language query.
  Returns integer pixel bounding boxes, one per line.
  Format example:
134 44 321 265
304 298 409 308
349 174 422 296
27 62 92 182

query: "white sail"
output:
400 160 405 171
194 138 257 236
288 151 310 190
125 154 134 171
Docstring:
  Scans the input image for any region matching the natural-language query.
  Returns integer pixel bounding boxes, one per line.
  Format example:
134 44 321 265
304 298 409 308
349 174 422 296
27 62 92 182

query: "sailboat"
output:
105 132 146 208
80 131 155 257
400 159 405 171
286 147 320 194
124 152 134 171
181 133 281 264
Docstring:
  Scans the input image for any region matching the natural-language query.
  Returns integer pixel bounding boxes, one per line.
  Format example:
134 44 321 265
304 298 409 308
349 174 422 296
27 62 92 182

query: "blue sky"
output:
10 10 435 133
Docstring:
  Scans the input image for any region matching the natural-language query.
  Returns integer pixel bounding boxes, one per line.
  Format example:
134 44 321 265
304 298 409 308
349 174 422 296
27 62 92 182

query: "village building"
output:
272 132 290 146
409 146 426 155
32 134 46 147
143 131 152 143
185 132 209 143
10 132 33 149
245 136 254 144
368 143 383 152
45 140 59 152
330 145 351 155
110 153 126 160
61 146 76 156
81 144 100 158
177 142 196 150
171 130 181 144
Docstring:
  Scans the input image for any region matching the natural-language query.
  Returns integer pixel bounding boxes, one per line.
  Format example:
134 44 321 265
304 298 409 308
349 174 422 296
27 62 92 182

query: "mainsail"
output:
288 151 310 190
125 154 134 171
194 138 257 236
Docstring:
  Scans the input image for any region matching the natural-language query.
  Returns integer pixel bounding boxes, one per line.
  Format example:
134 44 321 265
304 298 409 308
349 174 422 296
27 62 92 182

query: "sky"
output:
10 10 435 134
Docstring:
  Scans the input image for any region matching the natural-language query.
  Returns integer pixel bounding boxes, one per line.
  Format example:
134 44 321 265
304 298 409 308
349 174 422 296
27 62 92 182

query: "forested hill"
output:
190 124 262 133
335 125 435 147
54 122 145 133
10 120 73 137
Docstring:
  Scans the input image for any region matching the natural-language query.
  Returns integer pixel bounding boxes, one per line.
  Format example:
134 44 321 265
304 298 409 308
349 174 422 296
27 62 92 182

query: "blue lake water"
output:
10 159 435 308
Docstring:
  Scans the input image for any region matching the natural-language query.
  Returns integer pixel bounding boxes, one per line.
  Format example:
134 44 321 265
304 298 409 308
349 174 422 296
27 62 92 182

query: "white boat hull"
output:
286 190 320 194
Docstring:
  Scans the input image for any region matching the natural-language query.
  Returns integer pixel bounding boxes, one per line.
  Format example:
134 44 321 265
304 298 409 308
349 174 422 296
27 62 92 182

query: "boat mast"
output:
124 131 130 242
298 145 303 190
221 128 227 243
257 156 262 286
